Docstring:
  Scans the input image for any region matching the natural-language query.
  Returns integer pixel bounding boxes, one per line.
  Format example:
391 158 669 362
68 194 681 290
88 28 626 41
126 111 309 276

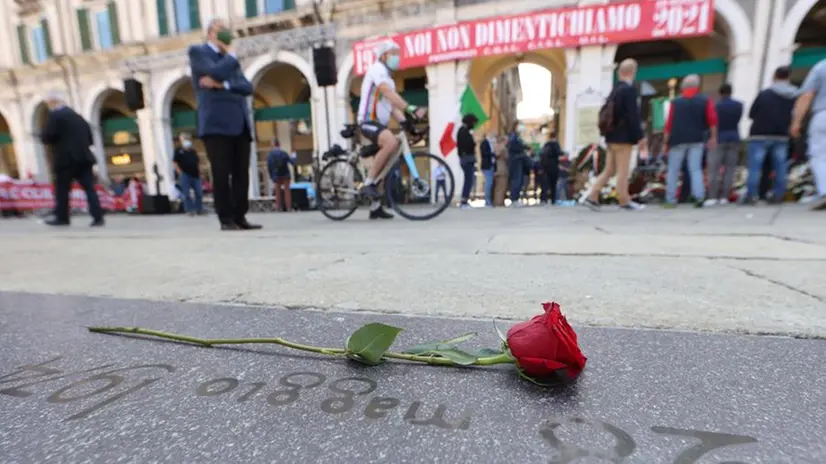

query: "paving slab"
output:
0 292 823 463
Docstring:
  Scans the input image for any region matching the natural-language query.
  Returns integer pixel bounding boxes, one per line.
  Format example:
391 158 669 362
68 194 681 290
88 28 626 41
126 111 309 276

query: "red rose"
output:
506 302 587 383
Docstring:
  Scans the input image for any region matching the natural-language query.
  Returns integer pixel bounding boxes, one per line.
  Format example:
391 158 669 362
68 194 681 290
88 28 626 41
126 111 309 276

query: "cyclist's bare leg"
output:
367 129 399 182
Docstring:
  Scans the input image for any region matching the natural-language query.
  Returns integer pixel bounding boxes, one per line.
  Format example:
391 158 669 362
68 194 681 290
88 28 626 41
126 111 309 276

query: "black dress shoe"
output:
90 219 105 227
44 218 70 226
369 207 394 220
221 222 240 231
235 219 262 230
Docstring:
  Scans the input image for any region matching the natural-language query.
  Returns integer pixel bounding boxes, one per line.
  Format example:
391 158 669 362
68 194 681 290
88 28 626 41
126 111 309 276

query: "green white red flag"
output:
439 86 489 157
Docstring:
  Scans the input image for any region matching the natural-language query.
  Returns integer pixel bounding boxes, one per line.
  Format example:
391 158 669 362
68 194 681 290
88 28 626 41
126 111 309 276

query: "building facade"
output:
0 0 824 198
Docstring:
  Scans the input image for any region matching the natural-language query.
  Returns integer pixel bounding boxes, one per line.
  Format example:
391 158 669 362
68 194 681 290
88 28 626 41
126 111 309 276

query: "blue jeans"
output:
556 175 568 201
509 154 527 203
666 143 705 203
460 156 476 202
746 140 788 200
179 172 203 213
481 169 494 205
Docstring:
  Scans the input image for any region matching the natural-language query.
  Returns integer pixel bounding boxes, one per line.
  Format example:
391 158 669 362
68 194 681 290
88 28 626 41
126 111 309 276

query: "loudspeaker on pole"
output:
124 78 145 111
313 46 337 87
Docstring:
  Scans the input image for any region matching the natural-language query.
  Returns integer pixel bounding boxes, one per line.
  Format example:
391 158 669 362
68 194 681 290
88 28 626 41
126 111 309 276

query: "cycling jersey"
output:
357 61 395 126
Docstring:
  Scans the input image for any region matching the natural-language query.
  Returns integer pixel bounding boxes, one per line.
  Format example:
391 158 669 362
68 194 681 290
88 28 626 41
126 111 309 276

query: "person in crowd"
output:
267 139 294 212
173 132 205 216
493 136 509 206
457 113 479 209
539 131 562 205
584 58 647 211
39 90 104 227
189 17 260 231
507 122 529 207
479 131 496 207
557 152 571 201
743 66 798 205
110 175 126 196
433 161 448 203
791 58 826 210
706 83 743 206
662 74 718 208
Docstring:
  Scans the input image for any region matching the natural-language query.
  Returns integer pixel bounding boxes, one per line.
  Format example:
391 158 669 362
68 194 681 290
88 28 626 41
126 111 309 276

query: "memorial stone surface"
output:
1 292 824 463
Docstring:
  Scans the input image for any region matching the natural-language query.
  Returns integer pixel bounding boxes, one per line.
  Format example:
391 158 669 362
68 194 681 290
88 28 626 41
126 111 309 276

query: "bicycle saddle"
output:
322 144 347 160
359 145 379 158
340 124 357 139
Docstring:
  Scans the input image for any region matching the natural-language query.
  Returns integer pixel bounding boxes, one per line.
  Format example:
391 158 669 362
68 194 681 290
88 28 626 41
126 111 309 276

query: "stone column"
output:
248 103 261 199
90 124 109 181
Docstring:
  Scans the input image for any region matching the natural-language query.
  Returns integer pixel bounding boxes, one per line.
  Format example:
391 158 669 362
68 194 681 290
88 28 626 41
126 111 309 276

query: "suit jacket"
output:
188 43 254 139
40 106 96 172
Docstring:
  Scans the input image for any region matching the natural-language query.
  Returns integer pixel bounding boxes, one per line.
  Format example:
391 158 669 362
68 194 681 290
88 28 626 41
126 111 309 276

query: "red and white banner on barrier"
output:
0 180 136 211
352 0 714 75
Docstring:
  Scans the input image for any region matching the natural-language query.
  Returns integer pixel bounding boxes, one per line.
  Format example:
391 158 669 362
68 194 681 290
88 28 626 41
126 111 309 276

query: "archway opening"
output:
0 112 18 178
790 0 826 84
253 62 315 192
33 102 52 180
615 17 732 145
467 49 565 205
98 90 142 183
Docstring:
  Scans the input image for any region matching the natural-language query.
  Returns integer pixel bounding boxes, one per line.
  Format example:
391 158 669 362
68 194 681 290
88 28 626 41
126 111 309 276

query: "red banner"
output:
352 0 714 75
0 181 132 212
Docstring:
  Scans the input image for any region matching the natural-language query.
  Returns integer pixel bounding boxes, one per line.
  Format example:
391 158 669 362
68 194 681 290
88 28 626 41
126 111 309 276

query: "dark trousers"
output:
54 164 103 222
540 166 559 204
203 134 251 224
509 154 528 203
460 156 475 203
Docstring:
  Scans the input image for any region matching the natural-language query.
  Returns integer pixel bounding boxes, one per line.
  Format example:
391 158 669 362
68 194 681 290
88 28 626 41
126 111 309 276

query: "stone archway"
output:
30 101 51 181
90 89 141 182
0 111 19 178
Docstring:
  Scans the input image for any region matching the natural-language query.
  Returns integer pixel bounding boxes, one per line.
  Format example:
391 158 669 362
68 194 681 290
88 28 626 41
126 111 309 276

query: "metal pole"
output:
323 86 332 153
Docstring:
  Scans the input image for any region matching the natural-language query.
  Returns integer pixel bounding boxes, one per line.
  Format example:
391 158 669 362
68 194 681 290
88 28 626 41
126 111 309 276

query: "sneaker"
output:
719 198 729 205
703 199 718 207
662 202 677 209
741 197 757 206
620 201 645 211
360 183 381 200
810 196 826 211
369 207 394 220
90 219 105 227
582 198 600 211
459 203 472 210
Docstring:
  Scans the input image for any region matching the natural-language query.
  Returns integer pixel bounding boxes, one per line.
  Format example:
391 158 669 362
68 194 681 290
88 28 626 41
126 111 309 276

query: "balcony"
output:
14 0 42 15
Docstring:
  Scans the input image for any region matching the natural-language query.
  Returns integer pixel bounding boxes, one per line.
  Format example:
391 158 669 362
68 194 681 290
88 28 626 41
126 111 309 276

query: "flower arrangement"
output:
88 302 587 387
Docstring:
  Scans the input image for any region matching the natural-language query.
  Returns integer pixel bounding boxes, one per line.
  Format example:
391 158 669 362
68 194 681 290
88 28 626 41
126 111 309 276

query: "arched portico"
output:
0 109 19 178
27 100 52 181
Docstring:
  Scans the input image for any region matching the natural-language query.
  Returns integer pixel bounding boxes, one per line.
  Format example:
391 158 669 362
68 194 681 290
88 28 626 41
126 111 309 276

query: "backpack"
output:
597 88 618 136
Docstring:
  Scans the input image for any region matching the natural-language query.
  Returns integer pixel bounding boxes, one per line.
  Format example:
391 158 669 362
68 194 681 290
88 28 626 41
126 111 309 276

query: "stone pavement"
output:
1 204 826 337
1 292 824 463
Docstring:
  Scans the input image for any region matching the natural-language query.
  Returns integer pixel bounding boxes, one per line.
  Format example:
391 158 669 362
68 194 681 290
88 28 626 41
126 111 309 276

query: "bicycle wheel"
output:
316 159 364 221
386 152 455 221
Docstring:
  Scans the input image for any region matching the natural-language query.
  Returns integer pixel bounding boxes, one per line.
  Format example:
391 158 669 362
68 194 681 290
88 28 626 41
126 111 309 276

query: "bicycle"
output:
315 117 455 221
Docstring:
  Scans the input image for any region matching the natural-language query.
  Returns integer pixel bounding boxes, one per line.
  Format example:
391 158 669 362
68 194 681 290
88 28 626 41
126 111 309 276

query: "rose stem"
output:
87 327 515 366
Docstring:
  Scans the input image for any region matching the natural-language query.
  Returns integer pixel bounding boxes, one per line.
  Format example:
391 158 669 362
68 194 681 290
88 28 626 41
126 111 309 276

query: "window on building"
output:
96 11 114 49
31 26 48 63
173 0 192 32
264 0 285 13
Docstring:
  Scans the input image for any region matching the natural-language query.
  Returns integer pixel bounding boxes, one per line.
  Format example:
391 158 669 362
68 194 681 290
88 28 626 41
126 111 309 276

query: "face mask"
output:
386 55 400 70
216 29 233 45
182 140 192 148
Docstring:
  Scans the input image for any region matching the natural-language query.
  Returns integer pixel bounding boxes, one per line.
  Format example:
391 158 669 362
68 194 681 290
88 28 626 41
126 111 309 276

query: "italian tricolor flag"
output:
439 86 489 157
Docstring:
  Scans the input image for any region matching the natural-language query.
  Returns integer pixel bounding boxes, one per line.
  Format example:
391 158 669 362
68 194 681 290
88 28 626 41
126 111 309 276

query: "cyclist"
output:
357 39 427 219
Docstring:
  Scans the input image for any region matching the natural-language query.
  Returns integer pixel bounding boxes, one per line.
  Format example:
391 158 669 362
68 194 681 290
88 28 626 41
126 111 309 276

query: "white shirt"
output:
433 164 447 181
357 62 395 125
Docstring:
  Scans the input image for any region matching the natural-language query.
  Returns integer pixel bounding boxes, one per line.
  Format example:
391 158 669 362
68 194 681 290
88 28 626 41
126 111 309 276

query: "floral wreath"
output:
90 302 587 387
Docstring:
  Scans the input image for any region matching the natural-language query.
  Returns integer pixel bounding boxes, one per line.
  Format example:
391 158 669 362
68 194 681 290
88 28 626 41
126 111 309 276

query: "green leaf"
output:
345 323 403 364
493 319 508 344
473 347 504 357
414 348 479 366
403 332 478 355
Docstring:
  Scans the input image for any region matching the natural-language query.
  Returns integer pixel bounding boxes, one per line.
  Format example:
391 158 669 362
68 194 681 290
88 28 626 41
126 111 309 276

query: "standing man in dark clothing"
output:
663 74 718 207
479 131 495 206
706 83 743 205
584 58 647 211
173 132 204 216
744 66 798 204
266 139 294 212
507 122 529 207
457 113 478 209
539 131 562 204
188 18 261 231
40 90 104 227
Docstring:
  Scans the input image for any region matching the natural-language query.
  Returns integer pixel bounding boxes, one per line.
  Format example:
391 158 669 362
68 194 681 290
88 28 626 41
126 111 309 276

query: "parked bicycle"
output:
316 116 455 221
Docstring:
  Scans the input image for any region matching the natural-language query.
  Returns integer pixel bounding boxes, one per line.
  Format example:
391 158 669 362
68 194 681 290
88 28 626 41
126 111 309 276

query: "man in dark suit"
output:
584 58 647 211
188 18 261 231
40 91 104 227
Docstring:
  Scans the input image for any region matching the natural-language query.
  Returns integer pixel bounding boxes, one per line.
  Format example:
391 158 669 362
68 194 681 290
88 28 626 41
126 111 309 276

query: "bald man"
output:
584 58 646 211
40 90 104 227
